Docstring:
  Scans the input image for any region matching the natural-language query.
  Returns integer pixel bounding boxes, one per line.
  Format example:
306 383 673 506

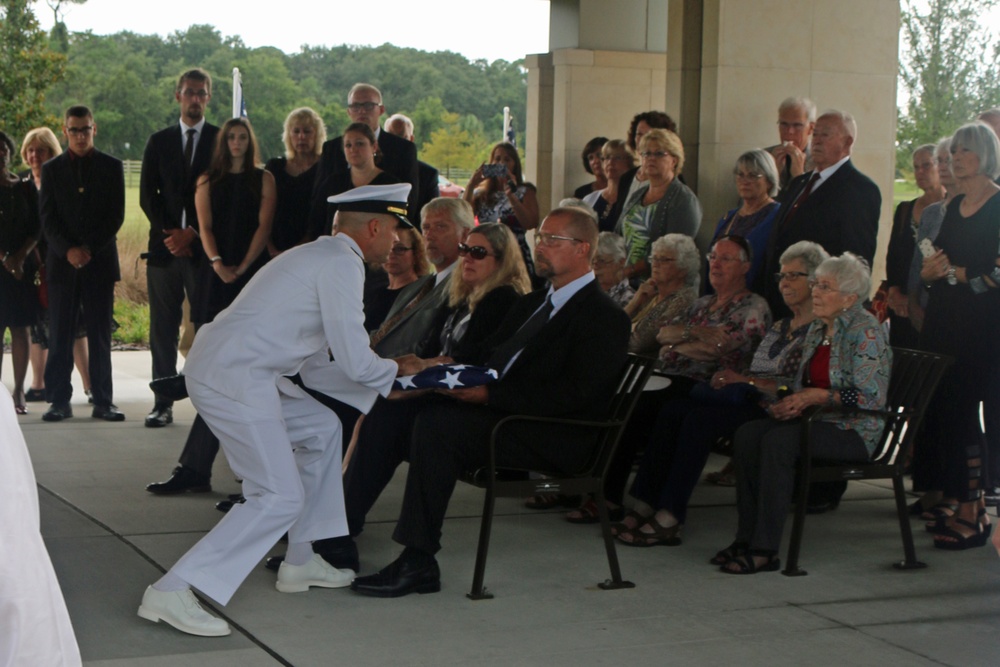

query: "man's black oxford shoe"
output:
92 404 126 421
350 554 440 598
146 466 211 495
42 403 73 422
144 405 173 428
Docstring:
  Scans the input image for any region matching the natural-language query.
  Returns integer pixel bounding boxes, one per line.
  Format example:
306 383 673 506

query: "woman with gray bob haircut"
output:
592 232 634 307
710 149 782 289
780 240 833 283
623 234 700 353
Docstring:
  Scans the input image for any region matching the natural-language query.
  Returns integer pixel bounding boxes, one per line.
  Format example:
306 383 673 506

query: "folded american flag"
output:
393 364 499 391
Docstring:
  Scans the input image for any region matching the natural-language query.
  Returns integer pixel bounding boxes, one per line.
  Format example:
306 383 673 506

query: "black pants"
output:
147 256 199 406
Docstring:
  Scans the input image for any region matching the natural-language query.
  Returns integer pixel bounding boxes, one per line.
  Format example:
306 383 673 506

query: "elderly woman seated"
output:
615 241 828 545
714 253 890 573
567 235 770 523
592 232 635 308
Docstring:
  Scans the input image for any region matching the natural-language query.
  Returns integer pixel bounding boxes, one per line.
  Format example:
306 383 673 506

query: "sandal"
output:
15 404 28 415
611 509 651 537
524 493 580 510
928 507 992 536
709 541 748 566
565 498 623 524
615 516 682 547
720 551 780 574
921 502 957 524
933 517 989 550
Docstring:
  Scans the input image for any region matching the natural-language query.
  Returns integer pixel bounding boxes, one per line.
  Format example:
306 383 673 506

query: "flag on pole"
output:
503 106 516 148
232 67 248 119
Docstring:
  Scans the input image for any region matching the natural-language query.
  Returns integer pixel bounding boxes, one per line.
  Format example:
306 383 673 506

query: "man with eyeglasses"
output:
341 206 630 598
767 97 816 192
139 68 220 431
309 83 420 236
39 105 125 423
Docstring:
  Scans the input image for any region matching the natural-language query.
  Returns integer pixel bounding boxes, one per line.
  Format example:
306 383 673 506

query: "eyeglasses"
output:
458 243 497 260
66 126 94 135
181 89 209 99
809 280 843 294
347 102 380 112
706 253 744 264
592 257 617 267
650 256 677 264
640 151 671 160
389 245 412 256
734 171 764 181
777 121 807 131
774 271 809 283
535 232 582 247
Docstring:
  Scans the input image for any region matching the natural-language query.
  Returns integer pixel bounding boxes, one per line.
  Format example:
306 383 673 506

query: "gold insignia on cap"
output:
387 206 407 215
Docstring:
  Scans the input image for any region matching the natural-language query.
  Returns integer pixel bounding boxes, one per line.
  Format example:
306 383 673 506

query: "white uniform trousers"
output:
170 376 346 605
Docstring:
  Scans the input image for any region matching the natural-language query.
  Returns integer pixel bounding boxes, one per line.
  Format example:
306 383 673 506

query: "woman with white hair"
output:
592 231 635 307
919 121 1000 550
714 253 890 573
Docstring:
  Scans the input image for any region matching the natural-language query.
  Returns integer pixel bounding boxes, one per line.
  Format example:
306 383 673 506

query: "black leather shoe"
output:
805 500 840 515
266 537 359 572
92 404 126 421
350 554 440 598
42 403 73 422
215 495 245 513
24 388 46 402
146 466 211 495
144 405 173 428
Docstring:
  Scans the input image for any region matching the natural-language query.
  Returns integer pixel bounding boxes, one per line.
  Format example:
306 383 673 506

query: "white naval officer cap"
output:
328 183 414 228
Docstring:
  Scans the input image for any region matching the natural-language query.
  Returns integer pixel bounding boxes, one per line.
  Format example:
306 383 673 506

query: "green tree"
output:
897 0 1000 170
45 0 86 51
422 111 485 178
0 0 65 146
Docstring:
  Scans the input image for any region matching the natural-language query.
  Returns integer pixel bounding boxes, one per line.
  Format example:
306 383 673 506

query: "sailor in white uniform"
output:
138 183 430 637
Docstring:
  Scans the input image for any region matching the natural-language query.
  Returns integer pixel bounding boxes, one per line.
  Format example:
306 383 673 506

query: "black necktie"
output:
183 128 197 170
489 296 554 375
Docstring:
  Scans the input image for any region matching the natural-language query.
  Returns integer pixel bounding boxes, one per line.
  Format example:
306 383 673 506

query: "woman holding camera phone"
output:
465 142 540 285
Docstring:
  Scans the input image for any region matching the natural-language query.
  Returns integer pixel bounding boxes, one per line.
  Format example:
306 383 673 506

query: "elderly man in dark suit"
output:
308 83 420 236
384 113 440 214
758 109 881 319
336 206 631 597
40 105 125 422
140 68 220 428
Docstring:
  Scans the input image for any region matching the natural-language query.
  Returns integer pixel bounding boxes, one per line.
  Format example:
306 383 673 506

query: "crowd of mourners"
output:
3 66 1000 643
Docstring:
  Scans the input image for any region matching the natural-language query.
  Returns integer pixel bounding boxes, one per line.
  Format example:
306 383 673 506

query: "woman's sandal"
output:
720 551 780 574
615 517 682 547
933 517 989 550
565 498 623 524
709 541 748 566
921 502 957 524
610 510 650 537
524 493 580 510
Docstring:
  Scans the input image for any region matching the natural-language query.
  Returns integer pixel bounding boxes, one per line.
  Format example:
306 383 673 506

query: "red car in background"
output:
437 175 464 198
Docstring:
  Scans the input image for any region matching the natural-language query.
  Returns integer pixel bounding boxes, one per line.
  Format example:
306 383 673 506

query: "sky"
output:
35 0 552 62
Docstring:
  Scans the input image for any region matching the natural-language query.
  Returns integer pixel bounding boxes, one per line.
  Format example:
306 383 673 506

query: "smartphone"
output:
482 164 506 178
918 238 937 258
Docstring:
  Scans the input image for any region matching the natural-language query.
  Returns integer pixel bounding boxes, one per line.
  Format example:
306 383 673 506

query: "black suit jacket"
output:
417 160 440 215
758 159 881 315
139 122 220 264
308 129 420 236
40 150 125 283
484 280 631 420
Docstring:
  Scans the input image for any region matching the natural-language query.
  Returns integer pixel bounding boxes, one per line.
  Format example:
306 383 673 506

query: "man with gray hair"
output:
384 113 440 214
767 97 816 192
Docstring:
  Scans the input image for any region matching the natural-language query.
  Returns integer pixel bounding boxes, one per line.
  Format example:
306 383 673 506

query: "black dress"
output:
265 157 317 250
919 193 1000 500
0 178 40 327
192 169 268 324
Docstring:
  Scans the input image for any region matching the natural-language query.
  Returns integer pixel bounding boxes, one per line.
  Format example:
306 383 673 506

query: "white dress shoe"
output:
276 553 356 593
137 586 231 637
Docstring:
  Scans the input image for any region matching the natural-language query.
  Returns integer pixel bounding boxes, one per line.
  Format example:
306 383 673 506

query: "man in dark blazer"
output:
140 68 219 428
758 109 881 319
40 105 126 422
339 207 631 597
384 113 440 214
308 83 419 237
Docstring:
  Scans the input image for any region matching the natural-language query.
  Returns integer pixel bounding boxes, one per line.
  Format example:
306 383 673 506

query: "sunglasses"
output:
458 243 497 260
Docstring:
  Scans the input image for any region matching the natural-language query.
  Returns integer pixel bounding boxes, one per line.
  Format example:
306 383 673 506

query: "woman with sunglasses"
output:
615 241 826 546
714 253 889 573
364 228 429 331
614 129 701 283
421 222 531 361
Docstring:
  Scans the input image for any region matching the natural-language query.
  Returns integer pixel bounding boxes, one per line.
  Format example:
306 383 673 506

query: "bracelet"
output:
209 255 222 264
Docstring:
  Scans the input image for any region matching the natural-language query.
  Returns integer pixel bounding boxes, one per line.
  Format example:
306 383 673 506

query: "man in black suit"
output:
308 83 419 237
340 206 631 597
140 68 220 428
384 113 440 214
40 106 126 422
758 109 881 319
